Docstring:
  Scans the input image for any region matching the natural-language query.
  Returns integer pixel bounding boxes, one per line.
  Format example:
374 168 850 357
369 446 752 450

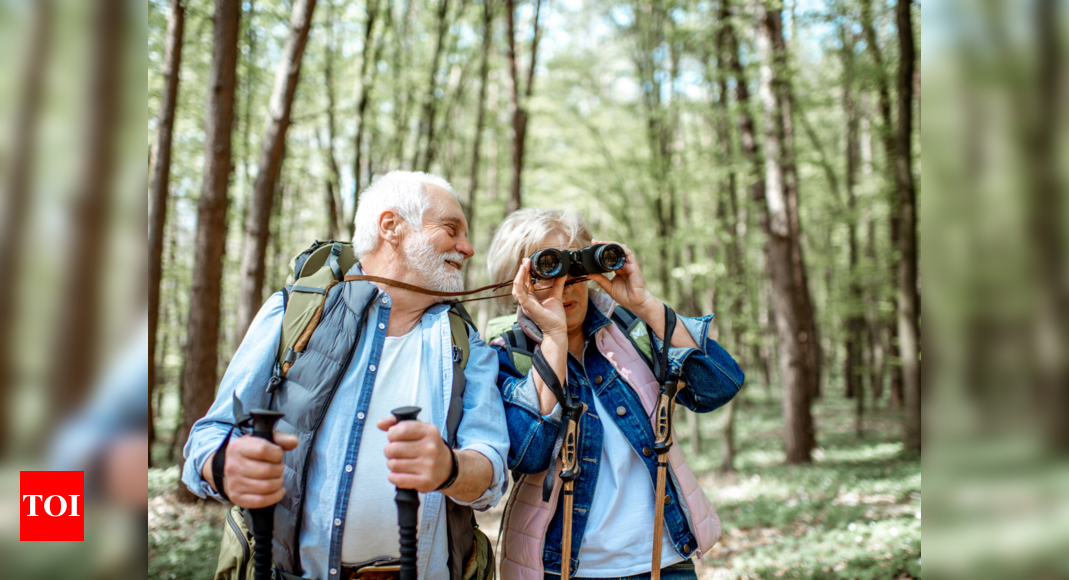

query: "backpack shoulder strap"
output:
611 305 654 369
501 323 536 377
445 303 475 447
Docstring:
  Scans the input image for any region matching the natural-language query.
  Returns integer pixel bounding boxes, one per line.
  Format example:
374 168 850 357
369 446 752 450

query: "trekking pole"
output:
650 306 679 580
248 409 285 580
559 402 586 580
391 406 422 580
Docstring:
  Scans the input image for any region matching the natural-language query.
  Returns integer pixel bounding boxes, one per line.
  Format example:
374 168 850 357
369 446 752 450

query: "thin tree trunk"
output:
351 0 384 224
0 0 50 451
865 215 886 404
896 0 920 453
841 28 865 437
178 0 240 503
390 0 416 169
504 0 543 215
860 0 903 407
235 0 317 342
148 0 183 459
414 0 452 171
462 0 493 290
50 0 124 423
323 0 343 240
757 1 815 463
719 398 737 473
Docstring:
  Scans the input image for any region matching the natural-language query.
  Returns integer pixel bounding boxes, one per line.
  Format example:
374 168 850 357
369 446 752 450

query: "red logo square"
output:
20 471 84 541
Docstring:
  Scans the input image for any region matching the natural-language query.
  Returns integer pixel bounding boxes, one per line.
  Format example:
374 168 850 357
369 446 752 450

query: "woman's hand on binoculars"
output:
512 258 568 340
587 240 658 317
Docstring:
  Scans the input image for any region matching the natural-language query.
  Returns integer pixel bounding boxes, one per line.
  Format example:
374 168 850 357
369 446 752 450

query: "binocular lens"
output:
534 251 563 278
597 245 626 272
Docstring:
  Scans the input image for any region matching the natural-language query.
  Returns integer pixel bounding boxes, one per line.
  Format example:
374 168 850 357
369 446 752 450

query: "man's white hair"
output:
351 170 458 259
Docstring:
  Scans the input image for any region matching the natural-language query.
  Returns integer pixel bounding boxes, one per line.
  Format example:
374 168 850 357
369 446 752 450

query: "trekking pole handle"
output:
248 410 285 580
391 406 422 580
559 403 586 482
652 376 679 454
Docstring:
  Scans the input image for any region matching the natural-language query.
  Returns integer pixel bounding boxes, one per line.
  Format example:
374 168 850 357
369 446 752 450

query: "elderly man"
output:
182 171 508 579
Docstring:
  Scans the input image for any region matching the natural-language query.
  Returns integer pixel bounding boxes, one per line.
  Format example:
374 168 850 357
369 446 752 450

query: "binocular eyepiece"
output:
529 243 626 280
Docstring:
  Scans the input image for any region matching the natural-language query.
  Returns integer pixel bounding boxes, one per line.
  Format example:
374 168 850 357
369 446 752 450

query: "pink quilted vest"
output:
496 302 722 580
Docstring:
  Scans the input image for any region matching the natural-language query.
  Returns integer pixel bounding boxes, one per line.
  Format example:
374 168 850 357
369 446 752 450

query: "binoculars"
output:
529 243 627 280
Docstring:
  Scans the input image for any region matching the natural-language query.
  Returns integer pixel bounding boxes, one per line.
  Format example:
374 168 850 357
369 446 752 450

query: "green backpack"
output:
215 240 494 580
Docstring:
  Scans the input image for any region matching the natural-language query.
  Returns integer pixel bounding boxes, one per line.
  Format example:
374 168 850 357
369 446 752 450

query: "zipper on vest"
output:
226 508 251 580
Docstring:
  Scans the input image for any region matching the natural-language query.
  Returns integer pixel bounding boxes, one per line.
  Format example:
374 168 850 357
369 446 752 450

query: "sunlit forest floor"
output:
148 387 921 580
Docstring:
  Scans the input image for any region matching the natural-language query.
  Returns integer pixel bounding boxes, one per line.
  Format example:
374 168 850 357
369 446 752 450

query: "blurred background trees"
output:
146 0 921 479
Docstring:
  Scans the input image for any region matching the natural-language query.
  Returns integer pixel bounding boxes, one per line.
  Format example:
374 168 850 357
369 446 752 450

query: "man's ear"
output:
378 209 404 249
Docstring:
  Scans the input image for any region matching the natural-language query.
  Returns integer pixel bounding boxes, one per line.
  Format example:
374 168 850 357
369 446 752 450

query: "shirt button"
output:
369 364 376 372
616 406 626 416
357 412 365 420
642 447 652 457
664 494 671 504
379 323 385 329
345 465 353 472
329 568 338 575
594 375 603 385
382 297 388 304
683 543 689 553
334 518 342 526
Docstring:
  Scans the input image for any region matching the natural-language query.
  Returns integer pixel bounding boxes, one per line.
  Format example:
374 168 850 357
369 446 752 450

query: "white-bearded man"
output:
182 171 509 580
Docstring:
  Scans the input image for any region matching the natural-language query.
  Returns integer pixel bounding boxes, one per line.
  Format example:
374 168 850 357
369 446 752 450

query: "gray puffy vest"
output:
256 276 475 577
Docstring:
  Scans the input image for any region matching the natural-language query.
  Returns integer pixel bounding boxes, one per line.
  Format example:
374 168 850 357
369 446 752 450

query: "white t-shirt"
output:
573 394 683 577
341 326 434 564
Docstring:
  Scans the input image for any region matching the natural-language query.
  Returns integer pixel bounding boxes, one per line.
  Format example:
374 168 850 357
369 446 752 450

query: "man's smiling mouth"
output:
445 260 463 271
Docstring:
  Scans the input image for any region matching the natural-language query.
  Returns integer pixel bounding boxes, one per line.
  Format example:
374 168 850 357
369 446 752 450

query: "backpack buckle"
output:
266 376 282 394
452 345 463 364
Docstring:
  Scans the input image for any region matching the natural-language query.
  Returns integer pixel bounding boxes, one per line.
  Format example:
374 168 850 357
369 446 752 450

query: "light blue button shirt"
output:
183 285 509 579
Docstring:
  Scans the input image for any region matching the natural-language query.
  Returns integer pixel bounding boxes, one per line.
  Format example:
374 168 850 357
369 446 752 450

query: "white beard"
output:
404 231 466 295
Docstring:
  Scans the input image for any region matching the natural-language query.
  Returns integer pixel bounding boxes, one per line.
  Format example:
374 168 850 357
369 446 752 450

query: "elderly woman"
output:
486 208 743 580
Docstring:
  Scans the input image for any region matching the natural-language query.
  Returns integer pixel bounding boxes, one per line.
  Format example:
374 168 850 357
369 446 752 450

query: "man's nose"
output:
457 236 474 259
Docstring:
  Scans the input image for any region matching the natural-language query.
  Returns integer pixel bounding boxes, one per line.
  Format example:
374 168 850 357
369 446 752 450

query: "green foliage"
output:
684 389 921 579
149 467 228 580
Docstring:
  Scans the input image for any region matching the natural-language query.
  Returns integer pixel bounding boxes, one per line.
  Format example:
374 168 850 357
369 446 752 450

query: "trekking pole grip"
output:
392 406 422 580
249 410 285 580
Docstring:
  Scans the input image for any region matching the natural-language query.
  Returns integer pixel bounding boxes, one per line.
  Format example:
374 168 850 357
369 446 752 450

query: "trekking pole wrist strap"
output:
212 429 234 502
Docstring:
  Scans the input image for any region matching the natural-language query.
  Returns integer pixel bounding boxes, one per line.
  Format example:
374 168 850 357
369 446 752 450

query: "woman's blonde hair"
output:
485 208 594 315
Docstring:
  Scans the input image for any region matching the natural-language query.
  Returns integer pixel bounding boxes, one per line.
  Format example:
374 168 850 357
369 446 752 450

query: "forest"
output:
146 0 922 576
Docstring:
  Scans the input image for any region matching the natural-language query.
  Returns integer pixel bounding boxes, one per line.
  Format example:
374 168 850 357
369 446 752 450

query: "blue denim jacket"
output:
495 298 743 573
183 287 509 579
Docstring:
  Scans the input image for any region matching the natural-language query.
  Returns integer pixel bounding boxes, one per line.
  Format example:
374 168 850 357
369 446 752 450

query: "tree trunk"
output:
49 0 124 423
177 0 240 503
462 0 493 289
149 0 184 455
841 28 865 437
504 0 543 215
235 0 317 342
860 0 904 407
757 2 816 463
322 0 343 241
413 0 451 171
349 0 382 226
896 0 920 453
719 398 737 473
0 0 49 451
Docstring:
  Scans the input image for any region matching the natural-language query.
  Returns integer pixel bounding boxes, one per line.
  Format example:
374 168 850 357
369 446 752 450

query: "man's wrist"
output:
436 445 459 491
